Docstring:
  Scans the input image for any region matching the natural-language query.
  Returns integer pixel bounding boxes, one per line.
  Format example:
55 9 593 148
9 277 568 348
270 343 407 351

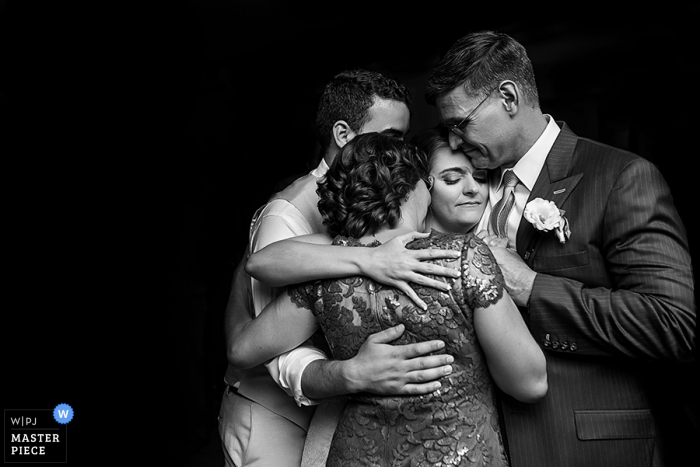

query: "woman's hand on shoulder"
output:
362 231 460 310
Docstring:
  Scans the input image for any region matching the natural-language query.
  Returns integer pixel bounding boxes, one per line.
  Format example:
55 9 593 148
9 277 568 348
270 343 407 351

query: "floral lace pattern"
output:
290 230 508 466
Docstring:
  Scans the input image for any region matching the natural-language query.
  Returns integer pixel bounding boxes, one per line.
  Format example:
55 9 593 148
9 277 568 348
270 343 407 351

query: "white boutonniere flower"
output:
523 198 571 244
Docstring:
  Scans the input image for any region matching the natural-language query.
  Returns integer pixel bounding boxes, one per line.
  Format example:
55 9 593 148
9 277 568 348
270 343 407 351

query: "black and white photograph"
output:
2 2 698 466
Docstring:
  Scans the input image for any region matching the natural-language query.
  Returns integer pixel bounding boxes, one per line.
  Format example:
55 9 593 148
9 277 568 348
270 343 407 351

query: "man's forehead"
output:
436 88 472 121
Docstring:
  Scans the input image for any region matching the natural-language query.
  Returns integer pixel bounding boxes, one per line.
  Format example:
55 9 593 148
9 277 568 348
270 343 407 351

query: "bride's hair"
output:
317 132 429 238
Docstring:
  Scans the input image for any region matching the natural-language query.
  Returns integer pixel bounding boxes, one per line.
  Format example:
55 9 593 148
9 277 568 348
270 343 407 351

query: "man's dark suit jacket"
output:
499 123 696 467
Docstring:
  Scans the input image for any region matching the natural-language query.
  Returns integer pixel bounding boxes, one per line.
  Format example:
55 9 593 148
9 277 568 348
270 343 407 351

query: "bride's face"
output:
428 146 489 234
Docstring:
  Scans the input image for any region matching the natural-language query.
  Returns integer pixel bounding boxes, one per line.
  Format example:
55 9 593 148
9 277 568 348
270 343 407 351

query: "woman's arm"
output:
228 286 319 370
227 266 455 397
474 293 547 403
463 235 547 403
246 231 461 309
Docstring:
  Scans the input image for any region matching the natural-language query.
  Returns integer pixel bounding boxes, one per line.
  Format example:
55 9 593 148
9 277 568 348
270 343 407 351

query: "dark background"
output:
2 1 698 465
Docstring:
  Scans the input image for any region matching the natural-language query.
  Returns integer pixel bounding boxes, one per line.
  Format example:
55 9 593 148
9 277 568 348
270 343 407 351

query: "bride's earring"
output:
427 176 434 191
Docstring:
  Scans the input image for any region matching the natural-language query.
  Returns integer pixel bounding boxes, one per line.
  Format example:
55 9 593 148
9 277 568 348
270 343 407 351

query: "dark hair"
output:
425 30 539 108
315 69 412 152
317 132 428 238
410 125 452 171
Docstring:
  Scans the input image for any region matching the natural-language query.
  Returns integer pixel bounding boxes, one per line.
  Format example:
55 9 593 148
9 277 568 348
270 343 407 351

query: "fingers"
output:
366 324 406 344
407 354 454 373
396 339 446 359
475 229 489 239
407 362 454 381
480 234 498 243
415 262 460 279
490 238 508 248
414 248 461 261
481 234 507 248
393 356 455 396
399 382 443 395
359 336 455 396
407 274 452 293
400 285 428 310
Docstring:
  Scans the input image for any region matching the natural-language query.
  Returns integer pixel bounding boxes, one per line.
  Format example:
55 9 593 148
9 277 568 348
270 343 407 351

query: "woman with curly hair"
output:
230 132 546 466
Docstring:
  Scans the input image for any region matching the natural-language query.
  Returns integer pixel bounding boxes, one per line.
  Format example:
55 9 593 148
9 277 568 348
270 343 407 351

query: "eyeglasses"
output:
444 87 498 138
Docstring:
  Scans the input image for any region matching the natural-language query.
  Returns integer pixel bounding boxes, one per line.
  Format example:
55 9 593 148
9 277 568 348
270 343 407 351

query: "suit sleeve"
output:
528 158 695 361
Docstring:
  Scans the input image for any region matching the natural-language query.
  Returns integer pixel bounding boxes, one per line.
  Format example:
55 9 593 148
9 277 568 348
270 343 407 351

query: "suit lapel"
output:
517 123 582 264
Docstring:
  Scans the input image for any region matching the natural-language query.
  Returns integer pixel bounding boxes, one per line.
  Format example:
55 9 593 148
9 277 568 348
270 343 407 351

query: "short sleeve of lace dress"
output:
461 233 506 309
287 282 317 313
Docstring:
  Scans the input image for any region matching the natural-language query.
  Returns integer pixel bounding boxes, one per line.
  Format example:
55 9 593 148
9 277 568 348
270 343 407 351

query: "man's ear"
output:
332 120 356 149
498 80 519 115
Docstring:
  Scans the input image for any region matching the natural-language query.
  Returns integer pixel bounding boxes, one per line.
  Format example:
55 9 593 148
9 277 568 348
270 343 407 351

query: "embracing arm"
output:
224 257 256 368
245 205 455 402
228 285 319 369
246 231 461 309
230 278 456 397
474 293 548 403
488 159 695 361
464 236 547 403
301 326 454 398
529 159 695 361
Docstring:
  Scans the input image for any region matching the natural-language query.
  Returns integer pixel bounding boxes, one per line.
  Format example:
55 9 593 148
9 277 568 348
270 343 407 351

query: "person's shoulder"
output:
273 172 320 203
576 136 639 160
406 229 469 251
571 135 661 177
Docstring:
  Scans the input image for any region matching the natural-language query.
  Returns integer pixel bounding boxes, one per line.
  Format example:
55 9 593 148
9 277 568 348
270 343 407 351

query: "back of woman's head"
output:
317 132 428 238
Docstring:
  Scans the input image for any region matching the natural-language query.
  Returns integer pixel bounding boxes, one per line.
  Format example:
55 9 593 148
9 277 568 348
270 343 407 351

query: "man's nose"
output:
448 132 476 153
448 132 463 151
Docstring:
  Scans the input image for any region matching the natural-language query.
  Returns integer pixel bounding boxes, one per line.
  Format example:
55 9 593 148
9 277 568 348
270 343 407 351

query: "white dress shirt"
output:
248 158 330 406
477 116 560 249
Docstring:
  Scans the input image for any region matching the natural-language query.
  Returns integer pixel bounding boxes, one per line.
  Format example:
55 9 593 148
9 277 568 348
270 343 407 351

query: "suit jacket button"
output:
560 342 568 350
569 343 577 351
552 341 559 349
543 333 551 347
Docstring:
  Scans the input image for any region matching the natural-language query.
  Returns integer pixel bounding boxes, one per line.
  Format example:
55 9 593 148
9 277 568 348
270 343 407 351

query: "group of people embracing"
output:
217 30 696 467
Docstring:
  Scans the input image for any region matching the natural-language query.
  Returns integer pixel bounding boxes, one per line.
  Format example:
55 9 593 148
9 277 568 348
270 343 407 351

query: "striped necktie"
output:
489 169 519 238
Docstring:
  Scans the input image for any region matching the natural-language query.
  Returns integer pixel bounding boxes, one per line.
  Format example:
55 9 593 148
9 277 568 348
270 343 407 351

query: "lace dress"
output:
289 230 509 467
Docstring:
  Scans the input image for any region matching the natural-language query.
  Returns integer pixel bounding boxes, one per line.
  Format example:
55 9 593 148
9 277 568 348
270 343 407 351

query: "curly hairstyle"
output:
315 69 412 152
425 30 539 108
317 132 429 238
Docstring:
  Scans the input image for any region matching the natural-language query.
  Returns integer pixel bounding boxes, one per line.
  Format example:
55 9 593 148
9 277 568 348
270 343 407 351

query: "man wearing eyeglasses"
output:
426 30 695 467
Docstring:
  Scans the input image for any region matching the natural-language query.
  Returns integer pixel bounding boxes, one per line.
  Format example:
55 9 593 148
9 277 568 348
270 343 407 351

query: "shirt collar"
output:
494 115 560 191
311 157 330 178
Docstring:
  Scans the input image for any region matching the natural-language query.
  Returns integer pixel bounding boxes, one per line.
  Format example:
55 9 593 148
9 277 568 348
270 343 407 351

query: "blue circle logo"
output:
53 404 74 424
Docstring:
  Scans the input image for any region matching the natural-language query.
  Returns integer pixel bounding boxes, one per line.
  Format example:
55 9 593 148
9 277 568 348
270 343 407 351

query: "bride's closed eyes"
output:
440 168 487 185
